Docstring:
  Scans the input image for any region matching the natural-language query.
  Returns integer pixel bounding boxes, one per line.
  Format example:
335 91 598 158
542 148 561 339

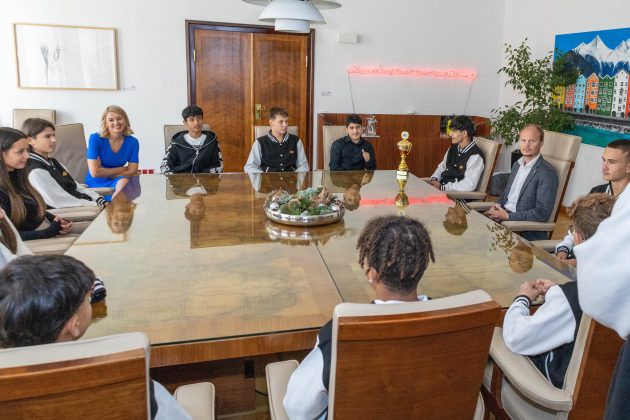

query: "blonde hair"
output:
100 105 134 138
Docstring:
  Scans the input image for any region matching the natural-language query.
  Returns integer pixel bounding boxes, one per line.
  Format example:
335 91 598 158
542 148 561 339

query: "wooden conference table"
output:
68 171 574 367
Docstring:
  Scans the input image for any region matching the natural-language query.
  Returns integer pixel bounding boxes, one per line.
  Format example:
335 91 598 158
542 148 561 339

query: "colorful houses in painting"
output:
574 74 586 112
613 69 629 117
585 73 599 113
559 70 630 118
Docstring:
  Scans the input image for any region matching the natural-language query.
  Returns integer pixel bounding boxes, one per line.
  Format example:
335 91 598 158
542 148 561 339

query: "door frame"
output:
185 20 315 165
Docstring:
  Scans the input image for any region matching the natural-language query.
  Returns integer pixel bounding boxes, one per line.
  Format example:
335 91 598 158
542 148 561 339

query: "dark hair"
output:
0 214 18 255
357 216 435 294
269 107 288 120
21 118 55 139
520 123 544 142
0 255 95 348
450 116 475 139
345 114 363 127
606 139 630 159
182 105 204 120
569 193 614 240
0 127 47 226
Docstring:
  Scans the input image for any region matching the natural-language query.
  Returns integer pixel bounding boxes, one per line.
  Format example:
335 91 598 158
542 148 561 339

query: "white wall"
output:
501 0 630 205
1 0 505 170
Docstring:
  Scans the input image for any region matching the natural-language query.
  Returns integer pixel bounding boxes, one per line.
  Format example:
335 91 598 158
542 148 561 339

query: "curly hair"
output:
357 216 435 294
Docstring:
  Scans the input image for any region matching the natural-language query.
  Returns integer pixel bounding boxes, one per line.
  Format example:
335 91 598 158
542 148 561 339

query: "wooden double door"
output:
187 22 313 172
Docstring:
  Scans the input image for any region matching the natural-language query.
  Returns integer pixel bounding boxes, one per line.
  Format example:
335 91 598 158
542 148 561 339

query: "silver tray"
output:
264 206 345 226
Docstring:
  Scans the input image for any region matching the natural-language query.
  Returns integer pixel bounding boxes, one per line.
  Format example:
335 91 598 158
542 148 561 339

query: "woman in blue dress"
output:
86 105 139 200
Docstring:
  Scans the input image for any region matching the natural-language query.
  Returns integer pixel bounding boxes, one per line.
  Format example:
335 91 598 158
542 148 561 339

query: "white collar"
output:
518 153 541 168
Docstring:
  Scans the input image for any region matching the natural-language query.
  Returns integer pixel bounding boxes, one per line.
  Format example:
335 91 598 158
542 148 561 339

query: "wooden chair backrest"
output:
51 123 88 183
0 333 150 419
254 125 298 140
473 137 502 194
541 130 582 222
164 124 211 150
329 290 500 419
566 317 623 418
13 108 56 129
322 126 347 170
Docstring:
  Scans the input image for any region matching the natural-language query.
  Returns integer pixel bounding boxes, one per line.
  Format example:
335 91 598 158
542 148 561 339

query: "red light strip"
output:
348 65 476 80
361 195 453 206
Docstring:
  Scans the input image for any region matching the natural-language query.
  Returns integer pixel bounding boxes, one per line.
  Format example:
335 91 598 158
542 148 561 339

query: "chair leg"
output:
480 364 511 420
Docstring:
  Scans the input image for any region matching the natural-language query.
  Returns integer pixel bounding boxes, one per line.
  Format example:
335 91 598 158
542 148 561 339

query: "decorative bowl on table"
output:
264 187 345 226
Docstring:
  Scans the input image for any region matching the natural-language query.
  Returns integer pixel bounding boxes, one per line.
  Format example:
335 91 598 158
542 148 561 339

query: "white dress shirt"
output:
504 154 541 212
244 133 309 173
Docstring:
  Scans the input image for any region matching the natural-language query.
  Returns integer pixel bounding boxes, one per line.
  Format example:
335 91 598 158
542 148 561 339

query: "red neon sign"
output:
348 65 476 80
361 195 453 206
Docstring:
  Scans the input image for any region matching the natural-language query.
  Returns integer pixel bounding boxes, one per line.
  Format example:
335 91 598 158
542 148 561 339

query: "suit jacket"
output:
497 156 558 222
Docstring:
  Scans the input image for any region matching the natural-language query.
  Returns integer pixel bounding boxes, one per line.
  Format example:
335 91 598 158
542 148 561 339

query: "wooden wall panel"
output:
317 114 491 177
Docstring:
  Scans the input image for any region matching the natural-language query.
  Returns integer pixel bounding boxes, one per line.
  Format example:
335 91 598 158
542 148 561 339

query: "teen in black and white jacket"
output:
503 193 614 388
22 118 104 209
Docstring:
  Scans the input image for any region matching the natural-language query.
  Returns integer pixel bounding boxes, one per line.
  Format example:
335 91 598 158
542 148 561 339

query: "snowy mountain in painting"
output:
565 35 630 77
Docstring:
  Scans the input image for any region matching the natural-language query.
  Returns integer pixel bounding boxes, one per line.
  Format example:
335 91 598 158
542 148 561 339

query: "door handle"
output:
255 104 266 120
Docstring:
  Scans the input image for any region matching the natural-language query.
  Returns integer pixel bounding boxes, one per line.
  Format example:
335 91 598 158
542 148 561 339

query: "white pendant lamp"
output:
243 0 342 9
243 0 341 33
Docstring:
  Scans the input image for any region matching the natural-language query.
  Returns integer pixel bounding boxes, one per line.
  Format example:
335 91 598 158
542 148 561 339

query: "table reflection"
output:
68 171 575 352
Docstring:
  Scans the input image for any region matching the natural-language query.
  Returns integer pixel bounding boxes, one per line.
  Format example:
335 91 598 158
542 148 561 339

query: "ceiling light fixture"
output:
243 0 341 34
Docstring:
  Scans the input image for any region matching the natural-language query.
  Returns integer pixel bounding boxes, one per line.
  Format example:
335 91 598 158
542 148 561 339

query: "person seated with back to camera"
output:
328 114 377 171
555 139 630 265
22 118 106 210
427 115 484 192
0 127 73 241
0 254 191 419
502 193 614 388
160 105 223 174
244 107 309 173
283 215 436 419
485 124 558 241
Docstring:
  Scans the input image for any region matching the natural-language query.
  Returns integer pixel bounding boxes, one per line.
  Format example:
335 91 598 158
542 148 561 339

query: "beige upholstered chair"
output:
24 235 80 255
254 125 298 140
51 123 112 197
163 124 211 150
469 131 581 238
446 136 502 201
482 316 623 419
0 332 215 419
13 108 56 129
266 290 500 420
322 125 348 170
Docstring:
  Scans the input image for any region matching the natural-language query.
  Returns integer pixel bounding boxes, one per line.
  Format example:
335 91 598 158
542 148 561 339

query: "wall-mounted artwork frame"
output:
13 23 119 90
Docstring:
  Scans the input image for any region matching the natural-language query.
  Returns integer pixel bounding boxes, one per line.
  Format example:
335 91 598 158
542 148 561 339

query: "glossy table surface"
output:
68 171 573 364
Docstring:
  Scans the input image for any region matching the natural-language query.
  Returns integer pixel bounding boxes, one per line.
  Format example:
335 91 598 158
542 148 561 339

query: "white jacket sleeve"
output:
295 139 310 172
441 154 484 192
29 169 99 208
502 286 576 355
283 338 328 420
244 140 263 173
555 230 575 254
430 150 448 180
575 187 630 339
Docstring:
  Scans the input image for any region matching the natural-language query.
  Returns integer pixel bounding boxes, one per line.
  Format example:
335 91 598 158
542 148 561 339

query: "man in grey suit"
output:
485 124 558 241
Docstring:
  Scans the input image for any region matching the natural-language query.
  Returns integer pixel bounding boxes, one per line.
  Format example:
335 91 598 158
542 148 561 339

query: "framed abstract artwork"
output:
13 23 119 90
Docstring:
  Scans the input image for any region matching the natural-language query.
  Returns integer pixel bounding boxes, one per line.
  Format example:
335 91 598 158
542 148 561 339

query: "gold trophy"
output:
396 131 412 191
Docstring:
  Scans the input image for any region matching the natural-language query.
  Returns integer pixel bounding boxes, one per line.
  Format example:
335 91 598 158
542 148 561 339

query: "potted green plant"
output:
491 39 579 153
